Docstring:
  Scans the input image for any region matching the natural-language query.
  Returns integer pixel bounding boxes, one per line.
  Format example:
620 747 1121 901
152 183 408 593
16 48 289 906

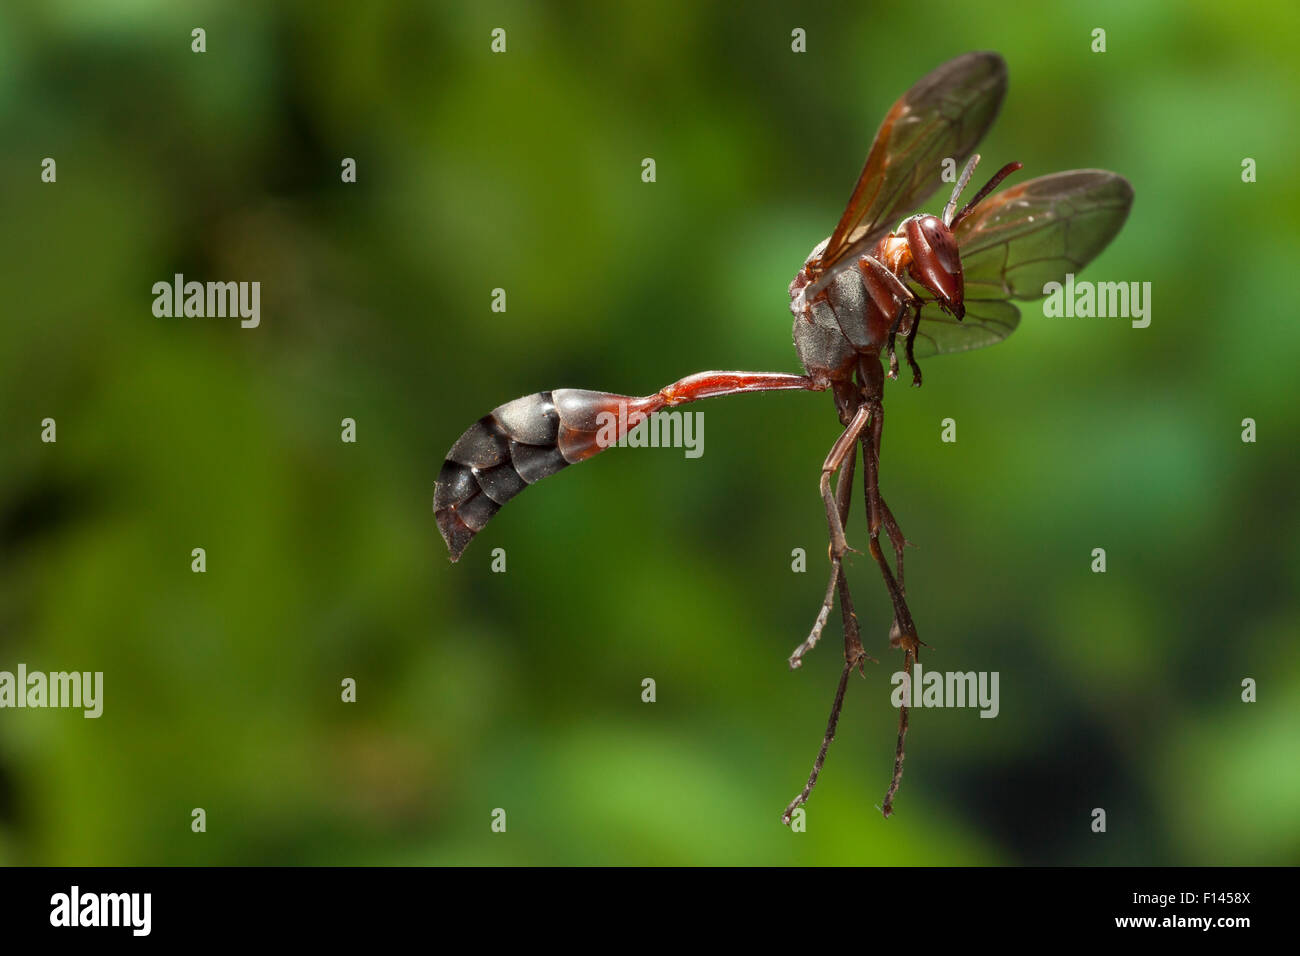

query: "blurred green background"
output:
0 0 1296 865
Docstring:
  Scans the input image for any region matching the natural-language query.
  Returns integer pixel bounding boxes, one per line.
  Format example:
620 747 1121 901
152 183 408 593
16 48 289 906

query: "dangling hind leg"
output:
858 356 926 817
782 406 877 825
787 403 871 668
782 450 875 825
858 362 920 650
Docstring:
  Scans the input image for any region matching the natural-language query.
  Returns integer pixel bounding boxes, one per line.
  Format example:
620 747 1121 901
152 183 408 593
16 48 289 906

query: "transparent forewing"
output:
909 298 1020 359
816 52 1008 282
955 170 1134 302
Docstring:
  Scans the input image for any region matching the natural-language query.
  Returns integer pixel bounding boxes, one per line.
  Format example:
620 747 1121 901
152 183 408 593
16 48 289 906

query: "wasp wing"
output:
957 169 1135 300
910 169 1134 358
908 299 1020 359
808 51 1007 297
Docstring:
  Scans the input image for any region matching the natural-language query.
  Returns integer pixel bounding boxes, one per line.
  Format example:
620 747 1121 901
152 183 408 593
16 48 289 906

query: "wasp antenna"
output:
942 154 982 226
950 161 1024 230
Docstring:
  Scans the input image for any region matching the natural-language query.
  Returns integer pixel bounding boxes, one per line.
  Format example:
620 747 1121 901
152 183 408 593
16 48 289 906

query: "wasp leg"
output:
860 401 919 646
782 650 859 826
781 403 879 825
865 415 920 819
861 255 921 384
881 643 916 818
781 442 877 826
788 403 870 669
857 357 926 817
903 301 924 388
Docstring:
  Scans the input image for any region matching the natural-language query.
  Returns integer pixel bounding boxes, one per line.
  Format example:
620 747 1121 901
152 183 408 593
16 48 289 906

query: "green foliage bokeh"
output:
0 0 1296 864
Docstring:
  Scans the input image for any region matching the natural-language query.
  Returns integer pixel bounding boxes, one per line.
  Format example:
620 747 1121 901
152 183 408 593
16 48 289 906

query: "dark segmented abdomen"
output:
434 388 658 560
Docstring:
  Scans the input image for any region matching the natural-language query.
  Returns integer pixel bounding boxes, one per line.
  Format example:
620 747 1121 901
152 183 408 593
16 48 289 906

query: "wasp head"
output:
904 214 964 321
